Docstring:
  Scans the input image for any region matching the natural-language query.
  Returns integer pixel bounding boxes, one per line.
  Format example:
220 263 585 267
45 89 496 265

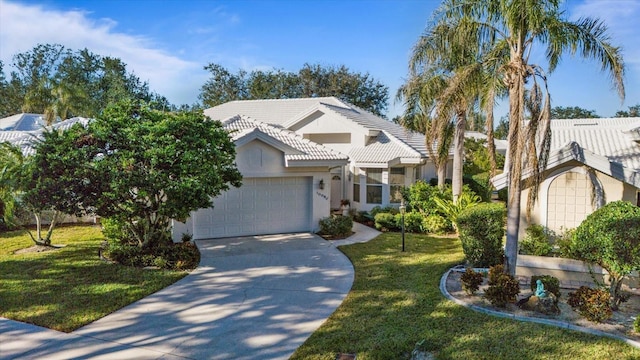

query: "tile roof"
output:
0 117 89 156
204 97 348 126
205 97 430 165
222 115 349 164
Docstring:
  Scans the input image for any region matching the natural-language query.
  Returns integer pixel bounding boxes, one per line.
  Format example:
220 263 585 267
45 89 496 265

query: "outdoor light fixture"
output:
399 199 406 252
319 179 325 190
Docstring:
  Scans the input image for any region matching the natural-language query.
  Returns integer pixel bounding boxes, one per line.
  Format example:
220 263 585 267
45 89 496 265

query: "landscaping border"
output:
439 265 640 349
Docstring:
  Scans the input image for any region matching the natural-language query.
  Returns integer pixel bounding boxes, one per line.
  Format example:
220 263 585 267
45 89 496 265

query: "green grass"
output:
291 233 640 360
0 225 187 332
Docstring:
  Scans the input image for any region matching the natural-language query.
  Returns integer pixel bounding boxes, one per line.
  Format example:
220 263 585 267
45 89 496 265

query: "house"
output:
492 117 640 235
0 114 89 155
173 97 447 240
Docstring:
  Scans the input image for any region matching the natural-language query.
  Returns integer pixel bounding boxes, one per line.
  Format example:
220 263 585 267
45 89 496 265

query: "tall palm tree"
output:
430 0 625 274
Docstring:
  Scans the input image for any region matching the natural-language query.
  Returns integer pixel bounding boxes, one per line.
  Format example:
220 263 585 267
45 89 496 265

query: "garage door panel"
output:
193 176 312 239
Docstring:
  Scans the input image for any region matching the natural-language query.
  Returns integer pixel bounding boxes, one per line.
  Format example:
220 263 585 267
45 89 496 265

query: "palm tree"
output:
430 0 625 275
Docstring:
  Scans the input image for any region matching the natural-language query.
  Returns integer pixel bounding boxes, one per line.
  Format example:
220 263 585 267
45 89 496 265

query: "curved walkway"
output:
0 223 380 360
439 266 640 349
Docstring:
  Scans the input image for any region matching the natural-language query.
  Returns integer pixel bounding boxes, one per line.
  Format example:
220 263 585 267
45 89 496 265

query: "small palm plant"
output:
433 190 481 232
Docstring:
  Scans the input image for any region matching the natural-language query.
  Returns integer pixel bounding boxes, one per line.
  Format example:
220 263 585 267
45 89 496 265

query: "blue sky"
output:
0 0 638 119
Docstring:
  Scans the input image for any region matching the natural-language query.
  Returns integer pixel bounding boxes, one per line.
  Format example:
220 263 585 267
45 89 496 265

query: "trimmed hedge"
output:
457 202 506 267
319 215 353 237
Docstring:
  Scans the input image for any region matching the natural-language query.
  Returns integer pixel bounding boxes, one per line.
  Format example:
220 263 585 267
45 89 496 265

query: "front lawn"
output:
291 233 640 359
0 225 188 332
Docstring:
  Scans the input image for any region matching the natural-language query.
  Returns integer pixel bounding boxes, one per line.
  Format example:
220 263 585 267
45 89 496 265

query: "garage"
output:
192 176 312 239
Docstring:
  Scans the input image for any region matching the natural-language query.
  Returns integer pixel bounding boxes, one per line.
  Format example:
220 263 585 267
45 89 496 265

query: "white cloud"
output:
0 0 204 105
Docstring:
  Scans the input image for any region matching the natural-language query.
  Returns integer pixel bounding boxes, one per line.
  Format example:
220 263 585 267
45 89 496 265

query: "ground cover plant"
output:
0 225 188 332
291 232 640 359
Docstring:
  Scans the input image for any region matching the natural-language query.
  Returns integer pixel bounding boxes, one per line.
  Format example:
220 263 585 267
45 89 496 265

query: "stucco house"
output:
0 114 88 155
493 117 640 236
173 97 448 240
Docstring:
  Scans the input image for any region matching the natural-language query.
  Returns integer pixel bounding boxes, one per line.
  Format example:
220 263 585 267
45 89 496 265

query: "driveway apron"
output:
0 232 356 360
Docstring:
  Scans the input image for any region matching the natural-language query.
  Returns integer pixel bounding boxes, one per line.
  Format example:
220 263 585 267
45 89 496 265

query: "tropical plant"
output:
0 142 25 229
424 0 625 275
433 188 481 231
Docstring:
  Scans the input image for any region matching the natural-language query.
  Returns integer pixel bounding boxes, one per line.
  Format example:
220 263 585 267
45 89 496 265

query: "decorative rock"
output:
519 293 560 315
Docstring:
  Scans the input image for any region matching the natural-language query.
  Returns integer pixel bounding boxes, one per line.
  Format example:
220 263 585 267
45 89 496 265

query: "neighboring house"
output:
174 97 449 240
493 117 640 236
465 130 508 156
0 113 89 155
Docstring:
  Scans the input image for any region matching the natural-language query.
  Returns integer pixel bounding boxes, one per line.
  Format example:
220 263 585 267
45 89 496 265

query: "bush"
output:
394 211 424 233
374 212 398 231
519 224 555 256
370 206 398 218
571 201 640 309
406 181 452 216
434 188 481 231
555 228 576 258
101 217 134 245
567 286 612 323
354 210 373 224
463 173 492 202
530 275 560 299
103 241 200 270
422 214 451 234
461 268 484 295
634 316 640 333
457 203 506 267
318 215 353 237
484 265 520 308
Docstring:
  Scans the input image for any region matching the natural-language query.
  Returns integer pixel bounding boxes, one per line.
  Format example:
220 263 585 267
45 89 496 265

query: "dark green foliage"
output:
519 224 555 256
634 316 640 333
567 286 612 323
199 63 389 117
463 173 493 202
457 203 506 267
318 215 353 237
370 205 398 217
394 211 424 233
485 265 520 308
374 212 398 231
354 210 373 224
570 201 640 309
530 275 561 299
551 106 600 119
460 268 484 295
462 138 505 178
104 241 200 270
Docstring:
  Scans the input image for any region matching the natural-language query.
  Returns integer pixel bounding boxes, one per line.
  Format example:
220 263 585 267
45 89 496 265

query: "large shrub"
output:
406 180 451 216
463 173 492 203
570 201 640 309
457 202 506 267
422 214 451 234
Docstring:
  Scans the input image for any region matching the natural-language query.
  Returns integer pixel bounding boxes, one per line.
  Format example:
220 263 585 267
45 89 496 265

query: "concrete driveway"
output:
0 226 378 360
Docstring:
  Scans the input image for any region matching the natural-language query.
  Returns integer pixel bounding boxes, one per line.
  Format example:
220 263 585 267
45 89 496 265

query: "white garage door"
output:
192 177 312 239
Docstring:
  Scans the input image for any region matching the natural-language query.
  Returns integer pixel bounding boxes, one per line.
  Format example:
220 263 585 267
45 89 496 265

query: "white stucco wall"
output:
172 139 333 241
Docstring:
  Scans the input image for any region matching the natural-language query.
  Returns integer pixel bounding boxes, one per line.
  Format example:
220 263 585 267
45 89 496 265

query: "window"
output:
389 167 405 203
353 183 360 202
366 168 382 204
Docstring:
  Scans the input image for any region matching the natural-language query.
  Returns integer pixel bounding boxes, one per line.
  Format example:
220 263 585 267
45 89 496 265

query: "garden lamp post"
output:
399 199 406 252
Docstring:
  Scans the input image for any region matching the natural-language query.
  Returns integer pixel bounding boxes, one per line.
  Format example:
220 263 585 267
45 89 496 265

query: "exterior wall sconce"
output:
319 179 325 190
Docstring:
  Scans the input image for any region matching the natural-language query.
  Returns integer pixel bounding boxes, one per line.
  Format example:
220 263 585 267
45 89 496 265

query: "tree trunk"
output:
452 111 466 202
504 62 526 276
437 163 446 189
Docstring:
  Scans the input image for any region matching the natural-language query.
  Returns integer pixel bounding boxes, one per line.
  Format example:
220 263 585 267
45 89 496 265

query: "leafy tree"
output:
463 138 505 176
494 116 509 140
429 0 625 275
85 101 243 249
199 63 389 117
0 44 167 120
20 124 98 245
551 106 600 119
570 201 640 310
615 104 640 117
